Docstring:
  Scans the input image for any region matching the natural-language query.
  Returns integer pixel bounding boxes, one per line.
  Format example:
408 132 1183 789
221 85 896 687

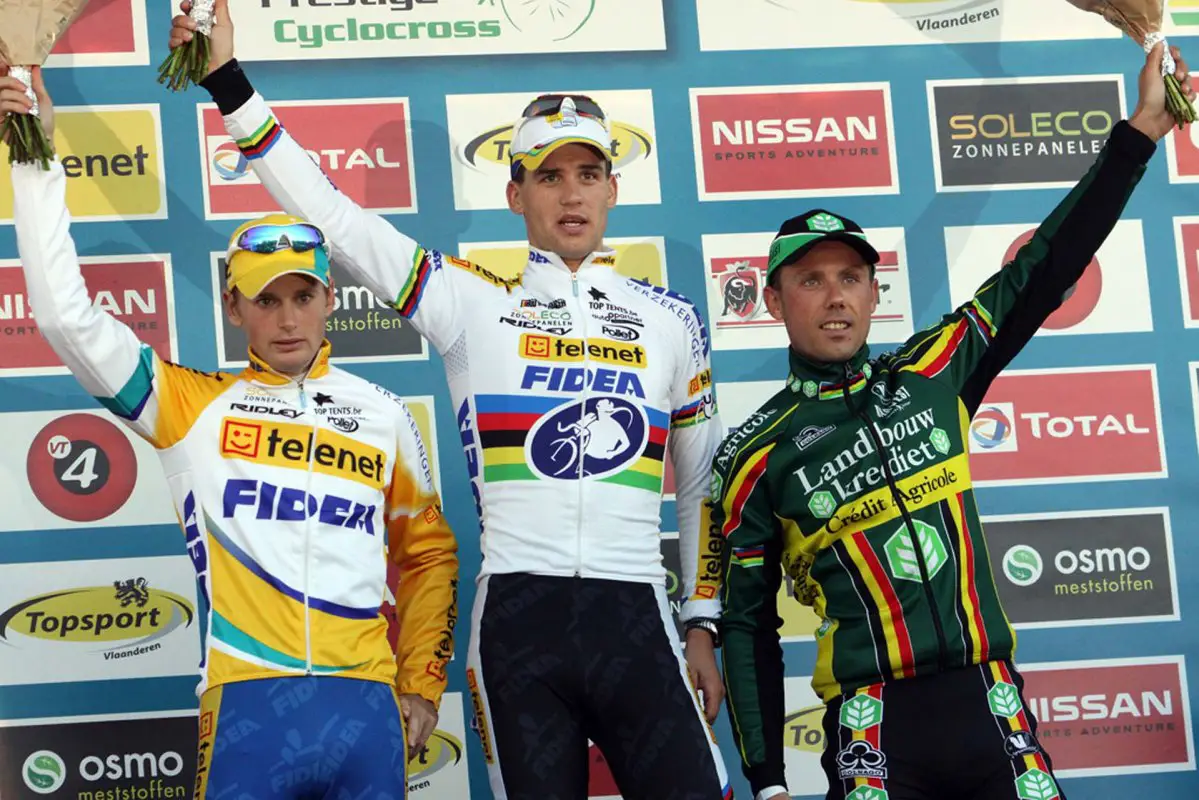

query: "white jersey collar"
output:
523 245 620 293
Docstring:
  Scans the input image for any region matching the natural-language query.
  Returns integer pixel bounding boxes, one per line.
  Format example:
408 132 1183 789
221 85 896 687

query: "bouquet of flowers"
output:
157 0 214 91
1066 0 1196 127
0 0 93 168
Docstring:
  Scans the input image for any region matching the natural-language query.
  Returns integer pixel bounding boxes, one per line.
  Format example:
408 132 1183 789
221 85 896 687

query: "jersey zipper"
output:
298 379 318 676
841 364 949 673
571 271 587 578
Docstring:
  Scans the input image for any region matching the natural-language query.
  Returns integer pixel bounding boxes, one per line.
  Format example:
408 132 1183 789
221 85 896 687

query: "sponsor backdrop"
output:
0 1 1197 798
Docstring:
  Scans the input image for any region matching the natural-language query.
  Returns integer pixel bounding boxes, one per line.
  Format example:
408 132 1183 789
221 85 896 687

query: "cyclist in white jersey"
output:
172 2 733 798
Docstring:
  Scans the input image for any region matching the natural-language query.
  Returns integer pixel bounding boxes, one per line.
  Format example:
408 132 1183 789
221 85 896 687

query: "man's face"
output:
506 143 617 265
764 241 879 364
224 273 335 377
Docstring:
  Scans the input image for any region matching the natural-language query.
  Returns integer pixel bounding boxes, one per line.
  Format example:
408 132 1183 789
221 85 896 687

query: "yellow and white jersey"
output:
12 160 459 707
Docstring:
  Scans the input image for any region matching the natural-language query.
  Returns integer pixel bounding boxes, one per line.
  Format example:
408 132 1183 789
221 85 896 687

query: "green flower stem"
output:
1164 74 1197 129
157 34 211 93
3 113 54 170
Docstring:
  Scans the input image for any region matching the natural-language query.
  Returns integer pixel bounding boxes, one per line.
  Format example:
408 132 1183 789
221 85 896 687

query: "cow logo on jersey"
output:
528 397 648 480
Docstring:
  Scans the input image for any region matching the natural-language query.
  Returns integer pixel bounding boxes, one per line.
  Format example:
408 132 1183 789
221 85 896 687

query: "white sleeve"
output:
12 160 226 449
221 92 478 354
665 296 723 624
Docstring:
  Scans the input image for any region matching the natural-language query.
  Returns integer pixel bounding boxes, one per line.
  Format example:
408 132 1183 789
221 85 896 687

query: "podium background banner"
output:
0 1 1197 797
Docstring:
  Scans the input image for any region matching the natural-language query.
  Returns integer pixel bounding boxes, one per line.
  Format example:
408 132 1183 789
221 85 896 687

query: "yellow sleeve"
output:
387 402 460 709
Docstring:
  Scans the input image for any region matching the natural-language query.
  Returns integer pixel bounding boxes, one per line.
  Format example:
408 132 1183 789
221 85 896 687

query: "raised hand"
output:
1130 42 1197 142
164 0 235 87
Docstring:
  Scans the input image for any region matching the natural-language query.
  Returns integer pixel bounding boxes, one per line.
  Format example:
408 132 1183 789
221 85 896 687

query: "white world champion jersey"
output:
222 91 725 623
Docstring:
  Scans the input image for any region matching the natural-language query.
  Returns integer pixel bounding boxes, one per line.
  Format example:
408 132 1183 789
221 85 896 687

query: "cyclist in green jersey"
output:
711 43 1192 800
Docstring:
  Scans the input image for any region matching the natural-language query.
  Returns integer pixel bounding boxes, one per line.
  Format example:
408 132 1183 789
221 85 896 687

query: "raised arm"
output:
892 44 1185 413
6 69 228 450
173 1 471 354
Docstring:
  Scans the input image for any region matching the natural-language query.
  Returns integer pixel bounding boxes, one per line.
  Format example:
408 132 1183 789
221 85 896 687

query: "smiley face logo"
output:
220 419 263 458
520 333 552 360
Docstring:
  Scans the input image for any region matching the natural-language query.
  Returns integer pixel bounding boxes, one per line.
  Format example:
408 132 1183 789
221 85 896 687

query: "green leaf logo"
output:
883 521 947 582
803 380 819 398
987 681 1022 719
808 212 845 233
1015 768 1059 800
839 694 883 731
846 787 889 800
808 491 837 519
929 427 951 455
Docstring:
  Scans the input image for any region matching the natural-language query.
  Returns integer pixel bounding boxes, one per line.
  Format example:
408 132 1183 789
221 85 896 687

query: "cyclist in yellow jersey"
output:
2 66 459 800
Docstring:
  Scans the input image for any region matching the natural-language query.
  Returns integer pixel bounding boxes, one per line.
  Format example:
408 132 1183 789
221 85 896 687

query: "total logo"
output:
199 101 416 219
23 748 185 794
969 402 1151 454
205 135 403 186
208 138 254 184
970 403 1017 453
1001 544 1152 587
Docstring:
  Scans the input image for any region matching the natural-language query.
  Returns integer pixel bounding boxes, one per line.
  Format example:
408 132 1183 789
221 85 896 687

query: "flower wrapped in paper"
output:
0 0 92 168
158 0 214 91
1066 0 1197 127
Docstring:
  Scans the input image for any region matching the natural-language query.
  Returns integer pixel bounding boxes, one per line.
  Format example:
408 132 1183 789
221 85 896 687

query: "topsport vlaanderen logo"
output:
0 578 195 655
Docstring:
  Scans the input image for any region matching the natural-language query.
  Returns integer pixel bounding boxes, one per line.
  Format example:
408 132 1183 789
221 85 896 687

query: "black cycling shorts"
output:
465 573 732 800
821 660 1065 800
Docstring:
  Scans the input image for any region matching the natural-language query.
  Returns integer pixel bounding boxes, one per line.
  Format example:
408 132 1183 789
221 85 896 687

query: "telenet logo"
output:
458 237 668 287
0 104 166 223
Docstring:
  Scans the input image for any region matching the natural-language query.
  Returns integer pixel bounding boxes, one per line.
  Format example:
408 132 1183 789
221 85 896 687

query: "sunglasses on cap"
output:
228 222 329 261
520 93 607 122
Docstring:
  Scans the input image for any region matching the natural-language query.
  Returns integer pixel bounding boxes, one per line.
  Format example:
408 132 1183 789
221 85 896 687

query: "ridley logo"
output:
689 83 899 200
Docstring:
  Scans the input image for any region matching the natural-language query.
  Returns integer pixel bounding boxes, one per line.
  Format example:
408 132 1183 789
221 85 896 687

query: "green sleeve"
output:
716 442 787 797
890 120 1155 414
